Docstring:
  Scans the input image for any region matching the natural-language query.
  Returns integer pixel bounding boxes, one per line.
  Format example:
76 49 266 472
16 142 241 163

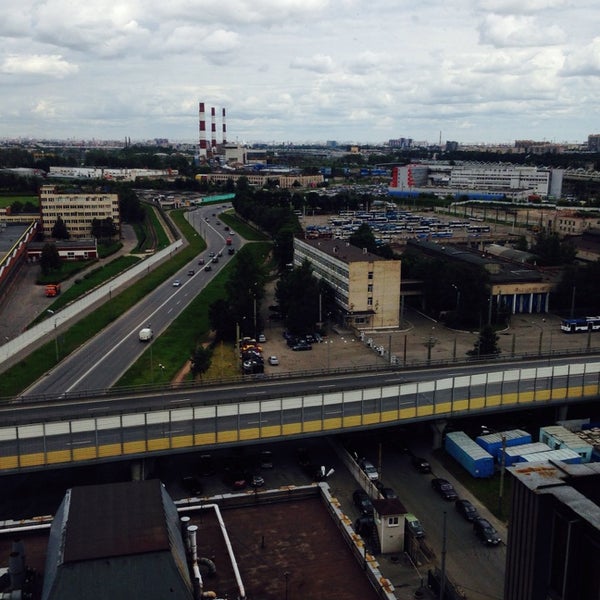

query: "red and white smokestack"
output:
199 102 207 157
211 106 217 150
222 108 227 144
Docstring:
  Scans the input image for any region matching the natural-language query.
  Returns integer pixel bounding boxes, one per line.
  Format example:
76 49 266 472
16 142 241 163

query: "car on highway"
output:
411 455 431 473
204 265 212 271
431 477 458 501
187 269 195 276
198 258 205 265
268 356 279 366
455 498 479 521
172 280 181 287
352 489 374 515
473 517 502 545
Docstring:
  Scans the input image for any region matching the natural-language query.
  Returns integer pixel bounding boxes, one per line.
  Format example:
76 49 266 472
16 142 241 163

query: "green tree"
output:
208 298 236 342
91 217 118 241
275 260 321 335
349 223 378 254
190 346 212 379
51 216 70 239
467 325 500 357
40 242 61 276
532 230 576 265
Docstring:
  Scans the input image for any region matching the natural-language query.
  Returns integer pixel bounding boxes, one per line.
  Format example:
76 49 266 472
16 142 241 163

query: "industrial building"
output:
293 237 402 330
39 185 120 239
505 460 600 600
389 163 564 201
406 239 554 314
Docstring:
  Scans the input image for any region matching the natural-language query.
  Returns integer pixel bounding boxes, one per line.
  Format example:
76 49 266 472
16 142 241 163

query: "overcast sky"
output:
1 0 599 146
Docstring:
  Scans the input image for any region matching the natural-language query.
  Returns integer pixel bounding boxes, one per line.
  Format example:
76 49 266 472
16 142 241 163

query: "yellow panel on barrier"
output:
363 414 381 425
217 431 239 443
399 407 417 419
147 439 170 452
46 450 74 465
0 456 19 470
72 447 98 461
195 433 217 445
323 418 342 430
260 426 282 438
98 443 124 457
20 453 45 468
343 416 362 428
468 398 485 410
416 405 434 417
519 391 535 403
303 421 323 433
282 423 302 435
381 411 399 423
171 435 193 449
124 441 148 454
239 428 259 441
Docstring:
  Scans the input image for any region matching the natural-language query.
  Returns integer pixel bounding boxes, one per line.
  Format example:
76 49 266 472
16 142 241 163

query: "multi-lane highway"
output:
22 204 235 398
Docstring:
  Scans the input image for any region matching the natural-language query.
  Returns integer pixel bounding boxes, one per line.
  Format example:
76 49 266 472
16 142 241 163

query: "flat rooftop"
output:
0 485 385 600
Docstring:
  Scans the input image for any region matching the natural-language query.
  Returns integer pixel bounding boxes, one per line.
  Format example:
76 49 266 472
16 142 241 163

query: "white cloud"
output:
0 0 597 143
1 54 78 77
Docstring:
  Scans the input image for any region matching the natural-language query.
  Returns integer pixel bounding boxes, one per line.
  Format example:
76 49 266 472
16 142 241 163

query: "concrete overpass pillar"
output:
431 420 447 450
556 405 569 422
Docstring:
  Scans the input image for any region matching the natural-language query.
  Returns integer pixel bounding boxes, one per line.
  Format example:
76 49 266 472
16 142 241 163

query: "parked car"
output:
268 356 279 366
359 458 379 482
292 341 312 351
411 456 431 473
431 477 458 501
250 474 265 488
455 498 479 521
380 487 398 499
352 489 374 515
223 471 248 490
258 333 266 342
473 517 502 545
405 513 425 538
259 450 274 469
181 475 203 496
354 515 375 537
198 454 215 476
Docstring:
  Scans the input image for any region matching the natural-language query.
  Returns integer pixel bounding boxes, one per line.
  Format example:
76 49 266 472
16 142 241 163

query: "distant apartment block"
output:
196 172 324 189
48 166 178 181
39 185 120 239
293 237 401 330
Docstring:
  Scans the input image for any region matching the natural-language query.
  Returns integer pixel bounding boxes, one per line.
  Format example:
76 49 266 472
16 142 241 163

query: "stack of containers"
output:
475 429 532 462
518 447 582 464
498 442 551 467
444 431 494 478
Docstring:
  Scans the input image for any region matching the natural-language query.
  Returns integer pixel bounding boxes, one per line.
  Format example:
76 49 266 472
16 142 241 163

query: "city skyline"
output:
1 0 599 146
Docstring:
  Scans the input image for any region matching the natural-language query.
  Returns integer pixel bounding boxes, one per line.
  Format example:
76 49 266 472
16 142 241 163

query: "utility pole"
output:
440 510 447 600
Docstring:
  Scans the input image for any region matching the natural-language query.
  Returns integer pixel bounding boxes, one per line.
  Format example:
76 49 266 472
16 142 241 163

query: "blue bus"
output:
560 316 600 333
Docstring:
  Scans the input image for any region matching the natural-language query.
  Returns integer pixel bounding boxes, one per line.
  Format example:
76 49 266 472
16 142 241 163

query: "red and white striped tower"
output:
210 107 217 152
222 108 227 144
198 102 207 158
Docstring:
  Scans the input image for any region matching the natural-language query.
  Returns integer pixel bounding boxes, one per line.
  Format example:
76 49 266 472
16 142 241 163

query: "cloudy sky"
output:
1 0 599 146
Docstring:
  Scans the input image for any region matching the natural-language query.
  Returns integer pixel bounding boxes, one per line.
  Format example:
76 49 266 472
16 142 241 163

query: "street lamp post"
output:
451 284 460 312
47 309 59 362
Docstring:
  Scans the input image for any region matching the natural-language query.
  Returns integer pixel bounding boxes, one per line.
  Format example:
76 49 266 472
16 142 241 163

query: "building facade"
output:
505 461 600 600
39 185 120 239
293 237 401 330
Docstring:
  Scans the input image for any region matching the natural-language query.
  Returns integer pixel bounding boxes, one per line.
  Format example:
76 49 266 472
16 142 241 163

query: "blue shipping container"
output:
445 431 494 478
475 429 532 459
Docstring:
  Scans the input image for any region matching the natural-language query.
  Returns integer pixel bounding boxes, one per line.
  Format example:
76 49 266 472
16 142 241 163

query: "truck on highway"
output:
45 283 61 297
138 327 153 342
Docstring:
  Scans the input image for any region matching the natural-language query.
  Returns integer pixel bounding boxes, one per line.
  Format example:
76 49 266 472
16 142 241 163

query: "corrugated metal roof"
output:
63 480 169 563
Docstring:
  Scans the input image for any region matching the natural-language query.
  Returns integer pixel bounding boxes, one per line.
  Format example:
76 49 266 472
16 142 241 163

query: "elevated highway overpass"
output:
1 354 599 475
